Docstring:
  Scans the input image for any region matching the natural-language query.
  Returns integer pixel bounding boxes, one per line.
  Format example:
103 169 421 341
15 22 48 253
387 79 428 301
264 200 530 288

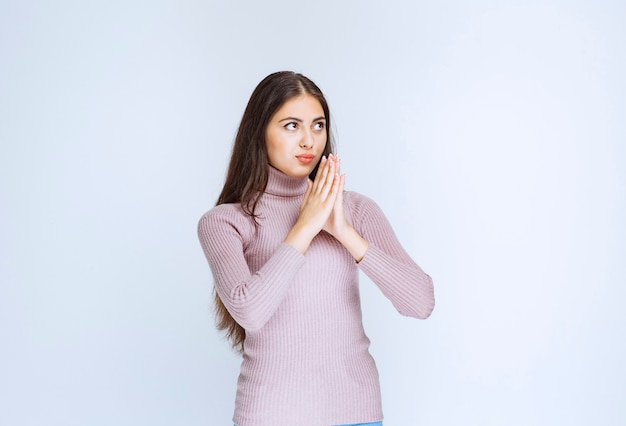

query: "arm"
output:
197 208 305 331
198 156 342 331
348 192 435 319
318 158 434 319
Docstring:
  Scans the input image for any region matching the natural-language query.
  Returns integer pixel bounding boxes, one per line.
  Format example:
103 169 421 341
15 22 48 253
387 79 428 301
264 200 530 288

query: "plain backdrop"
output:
1 1 624 425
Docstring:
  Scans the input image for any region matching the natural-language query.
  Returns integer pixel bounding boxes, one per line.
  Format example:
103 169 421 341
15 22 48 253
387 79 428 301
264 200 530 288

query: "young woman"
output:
198 71 435 426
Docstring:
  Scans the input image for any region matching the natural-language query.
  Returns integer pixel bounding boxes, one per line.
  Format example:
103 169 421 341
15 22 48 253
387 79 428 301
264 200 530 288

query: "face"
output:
265 94 327 178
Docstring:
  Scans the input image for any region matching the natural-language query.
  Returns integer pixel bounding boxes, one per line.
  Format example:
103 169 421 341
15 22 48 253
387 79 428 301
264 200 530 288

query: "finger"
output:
332 156 343 196
329 166 341 200
311 156 329 194
318 154 337 197
337 173 345 201
313 155 335 198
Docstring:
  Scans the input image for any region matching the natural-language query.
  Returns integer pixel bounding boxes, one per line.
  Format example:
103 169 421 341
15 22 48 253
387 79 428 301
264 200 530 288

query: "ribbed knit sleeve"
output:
346 192 435 319
197 205 306 331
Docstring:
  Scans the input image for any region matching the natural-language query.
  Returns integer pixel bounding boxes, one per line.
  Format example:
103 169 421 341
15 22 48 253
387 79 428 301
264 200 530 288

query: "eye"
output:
284 122 297 130
313 121 325 131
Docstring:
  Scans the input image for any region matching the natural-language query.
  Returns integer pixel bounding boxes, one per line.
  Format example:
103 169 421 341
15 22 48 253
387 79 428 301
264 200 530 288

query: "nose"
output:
300 129 314 149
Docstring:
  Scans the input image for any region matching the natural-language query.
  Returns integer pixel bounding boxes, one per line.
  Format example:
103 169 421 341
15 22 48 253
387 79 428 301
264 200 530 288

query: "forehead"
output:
274 94 325 119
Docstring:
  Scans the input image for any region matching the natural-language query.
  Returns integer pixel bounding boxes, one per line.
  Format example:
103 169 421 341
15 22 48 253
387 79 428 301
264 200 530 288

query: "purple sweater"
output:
198 166 434 426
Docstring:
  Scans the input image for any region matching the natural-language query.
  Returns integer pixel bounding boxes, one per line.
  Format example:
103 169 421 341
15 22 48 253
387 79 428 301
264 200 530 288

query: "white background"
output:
1 1 624 425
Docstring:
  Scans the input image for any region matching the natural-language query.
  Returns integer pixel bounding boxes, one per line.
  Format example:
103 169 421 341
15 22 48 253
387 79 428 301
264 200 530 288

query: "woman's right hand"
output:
283 154 341 254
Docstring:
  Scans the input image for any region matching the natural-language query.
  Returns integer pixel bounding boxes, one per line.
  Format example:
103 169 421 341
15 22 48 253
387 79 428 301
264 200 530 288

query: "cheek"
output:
266 137 291 163
319 134 328 150
265 130 281 155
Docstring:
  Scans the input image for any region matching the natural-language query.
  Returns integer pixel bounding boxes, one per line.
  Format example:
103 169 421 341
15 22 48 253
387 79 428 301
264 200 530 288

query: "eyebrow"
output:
278 116 326 123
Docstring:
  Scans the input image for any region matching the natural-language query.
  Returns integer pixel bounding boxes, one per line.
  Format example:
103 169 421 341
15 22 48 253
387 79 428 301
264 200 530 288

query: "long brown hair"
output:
214 71 334 352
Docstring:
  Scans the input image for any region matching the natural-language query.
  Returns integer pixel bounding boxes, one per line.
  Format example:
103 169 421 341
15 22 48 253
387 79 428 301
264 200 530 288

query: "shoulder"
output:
197 203 255 240
343 190 387 226
344 190 382 213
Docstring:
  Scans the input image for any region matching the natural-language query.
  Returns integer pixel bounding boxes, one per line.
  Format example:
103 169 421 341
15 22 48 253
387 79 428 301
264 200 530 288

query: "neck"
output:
264 166 309 197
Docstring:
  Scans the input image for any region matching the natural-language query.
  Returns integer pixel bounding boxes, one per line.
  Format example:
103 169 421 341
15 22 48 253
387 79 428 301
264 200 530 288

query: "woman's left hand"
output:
322 156 349 239
322 157 370 262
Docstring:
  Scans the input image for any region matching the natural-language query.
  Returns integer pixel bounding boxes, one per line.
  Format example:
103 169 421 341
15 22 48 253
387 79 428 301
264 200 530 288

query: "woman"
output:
198 71 434 426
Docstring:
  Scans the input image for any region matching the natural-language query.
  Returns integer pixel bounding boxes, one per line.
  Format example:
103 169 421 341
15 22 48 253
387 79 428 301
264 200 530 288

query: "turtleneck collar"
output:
265 165 309 197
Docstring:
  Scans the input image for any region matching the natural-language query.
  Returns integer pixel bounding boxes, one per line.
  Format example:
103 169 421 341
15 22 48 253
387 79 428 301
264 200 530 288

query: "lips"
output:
296 154 315 164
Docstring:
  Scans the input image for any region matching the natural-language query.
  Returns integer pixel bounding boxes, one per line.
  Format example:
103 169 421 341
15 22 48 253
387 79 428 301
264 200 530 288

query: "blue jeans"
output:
235 423 382 426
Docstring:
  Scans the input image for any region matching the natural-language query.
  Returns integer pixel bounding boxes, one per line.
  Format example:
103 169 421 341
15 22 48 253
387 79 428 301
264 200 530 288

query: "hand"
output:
283 154 341 253
322 156 349 238
299 154 342 233
320 156 369 262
